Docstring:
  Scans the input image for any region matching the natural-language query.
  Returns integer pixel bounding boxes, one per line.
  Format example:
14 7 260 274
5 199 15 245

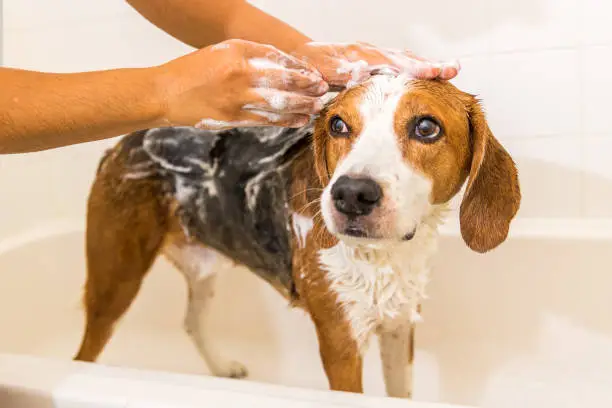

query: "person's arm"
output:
126 0 311 53
0 67 164 154
0 40 326 154
127 0 461 84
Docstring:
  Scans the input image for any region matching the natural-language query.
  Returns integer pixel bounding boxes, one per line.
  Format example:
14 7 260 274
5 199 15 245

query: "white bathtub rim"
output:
0 353 475 408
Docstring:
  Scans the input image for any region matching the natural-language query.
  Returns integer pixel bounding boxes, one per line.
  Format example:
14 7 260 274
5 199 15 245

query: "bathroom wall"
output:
0 0 192 242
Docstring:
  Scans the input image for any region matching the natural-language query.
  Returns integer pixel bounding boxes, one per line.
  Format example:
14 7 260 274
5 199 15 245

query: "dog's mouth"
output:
339 223 417 242
343 224 368 238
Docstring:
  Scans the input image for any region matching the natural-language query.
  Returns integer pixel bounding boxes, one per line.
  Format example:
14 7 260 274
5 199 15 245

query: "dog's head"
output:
313 75 520 253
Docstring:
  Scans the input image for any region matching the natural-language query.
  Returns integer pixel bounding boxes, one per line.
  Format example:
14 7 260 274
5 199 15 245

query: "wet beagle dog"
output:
74 74 520 398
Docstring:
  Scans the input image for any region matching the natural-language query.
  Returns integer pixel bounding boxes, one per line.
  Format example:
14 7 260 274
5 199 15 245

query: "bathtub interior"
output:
2 220 612 407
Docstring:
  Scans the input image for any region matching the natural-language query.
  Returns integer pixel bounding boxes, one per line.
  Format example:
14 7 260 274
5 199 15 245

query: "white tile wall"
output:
582 136 612 217
486 0 581 53
478 49 581 139
582 46 612 136
3 0 129 30
2 0 610 225
503 136 582 218
0 0 192 240
583 0 612 46
4 8 191 71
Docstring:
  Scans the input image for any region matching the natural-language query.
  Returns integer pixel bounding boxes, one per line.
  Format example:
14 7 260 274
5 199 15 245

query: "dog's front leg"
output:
378 322 415 398
310 310 363 393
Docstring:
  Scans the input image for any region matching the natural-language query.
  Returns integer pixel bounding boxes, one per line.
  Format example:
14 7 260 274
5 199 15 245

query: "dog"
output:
74 74 521 398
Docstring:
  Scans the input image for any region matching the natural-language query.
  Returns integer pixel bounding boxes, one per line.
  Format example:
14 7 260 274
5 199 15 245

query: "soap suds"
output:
211 43 230 51
195 119 258 130
249 58 286 71
243 105 284 123
254 89 288 111
336 59 369 89
292 213 314 248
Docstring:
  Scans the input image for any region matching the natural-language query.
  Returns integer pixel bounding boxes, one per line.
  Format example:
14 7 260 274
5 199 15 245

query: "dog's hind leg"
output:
74 174 168 362
164 242 248 379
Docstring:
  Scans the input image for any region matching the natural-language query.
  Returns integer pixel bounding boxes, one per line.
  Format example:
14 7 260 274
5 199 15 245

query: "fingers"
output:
407 60 460 80
391 50 461 79
246 89 324 115
226 39 326 87
326 59 372 87
246 42 322 79
242 110 312 128
439 60 461 80
379 48 461 80
195 111 311 130
249 64 329 96
262 44 320 73
246 44 330 100
400 50 427 62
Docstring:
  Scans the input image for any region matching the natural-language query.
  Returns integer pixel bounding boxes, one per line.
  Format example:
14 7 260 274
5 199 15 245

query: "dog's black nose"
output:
331 175 382 216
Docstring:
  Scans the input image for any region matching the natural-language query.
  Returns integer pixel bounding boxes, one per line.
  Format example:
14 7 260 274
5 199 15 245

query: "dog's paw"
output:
214 361 248 379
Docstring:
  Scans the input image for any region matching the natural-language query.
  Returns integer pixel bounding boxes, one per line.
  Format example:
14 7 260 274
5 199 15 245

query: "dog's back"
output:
94 125 313 286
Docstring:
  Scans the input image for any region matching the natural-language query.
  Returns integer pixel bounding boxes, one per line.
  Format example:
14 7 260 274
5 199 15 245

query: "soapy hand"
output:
291 42 460 88
155 39 328 130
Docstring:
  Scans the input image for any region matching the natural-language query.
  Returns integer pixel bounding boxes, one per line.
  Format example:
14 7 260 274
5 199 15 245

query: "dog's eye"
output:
412 117 442 142
329 115 350 137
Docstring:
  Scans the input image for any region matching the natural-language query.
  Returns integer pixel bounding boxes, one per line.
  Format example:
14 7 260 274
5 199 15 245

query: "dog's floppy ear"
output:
459 98 521 253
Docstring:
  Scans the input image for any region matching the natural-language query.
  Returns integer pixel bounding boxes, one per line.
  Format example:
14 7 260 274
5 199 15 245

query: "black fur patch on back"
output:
122 126 313 296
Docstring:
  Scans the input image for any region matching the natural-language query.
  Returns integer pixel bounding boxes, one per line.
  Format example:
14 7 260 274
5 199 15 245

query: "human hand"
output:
154 39 329 130
291 42 460 88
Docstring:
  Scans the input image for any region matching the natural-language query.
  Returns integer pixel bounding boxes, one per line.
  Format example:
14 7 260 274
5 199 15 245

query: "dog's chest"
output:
318 232 438 349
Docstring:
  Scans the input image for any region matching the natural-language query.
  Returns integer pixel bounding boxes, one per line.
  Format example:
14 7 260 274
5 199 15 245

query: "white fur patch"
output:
164 244 230 281
291 213 314 248
379 323 414 398
319 208 445 350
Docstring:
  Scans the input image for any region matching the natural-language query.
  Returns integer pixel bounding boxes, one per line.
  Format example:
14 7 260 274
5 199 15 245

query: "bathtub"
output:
1 217 612 407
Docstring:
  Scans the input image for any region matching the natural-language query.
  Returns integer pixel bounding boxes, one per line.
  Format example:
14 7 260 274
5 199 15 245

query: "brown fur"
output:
290 149 363 392
75 140 169 361
460 100 521 253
